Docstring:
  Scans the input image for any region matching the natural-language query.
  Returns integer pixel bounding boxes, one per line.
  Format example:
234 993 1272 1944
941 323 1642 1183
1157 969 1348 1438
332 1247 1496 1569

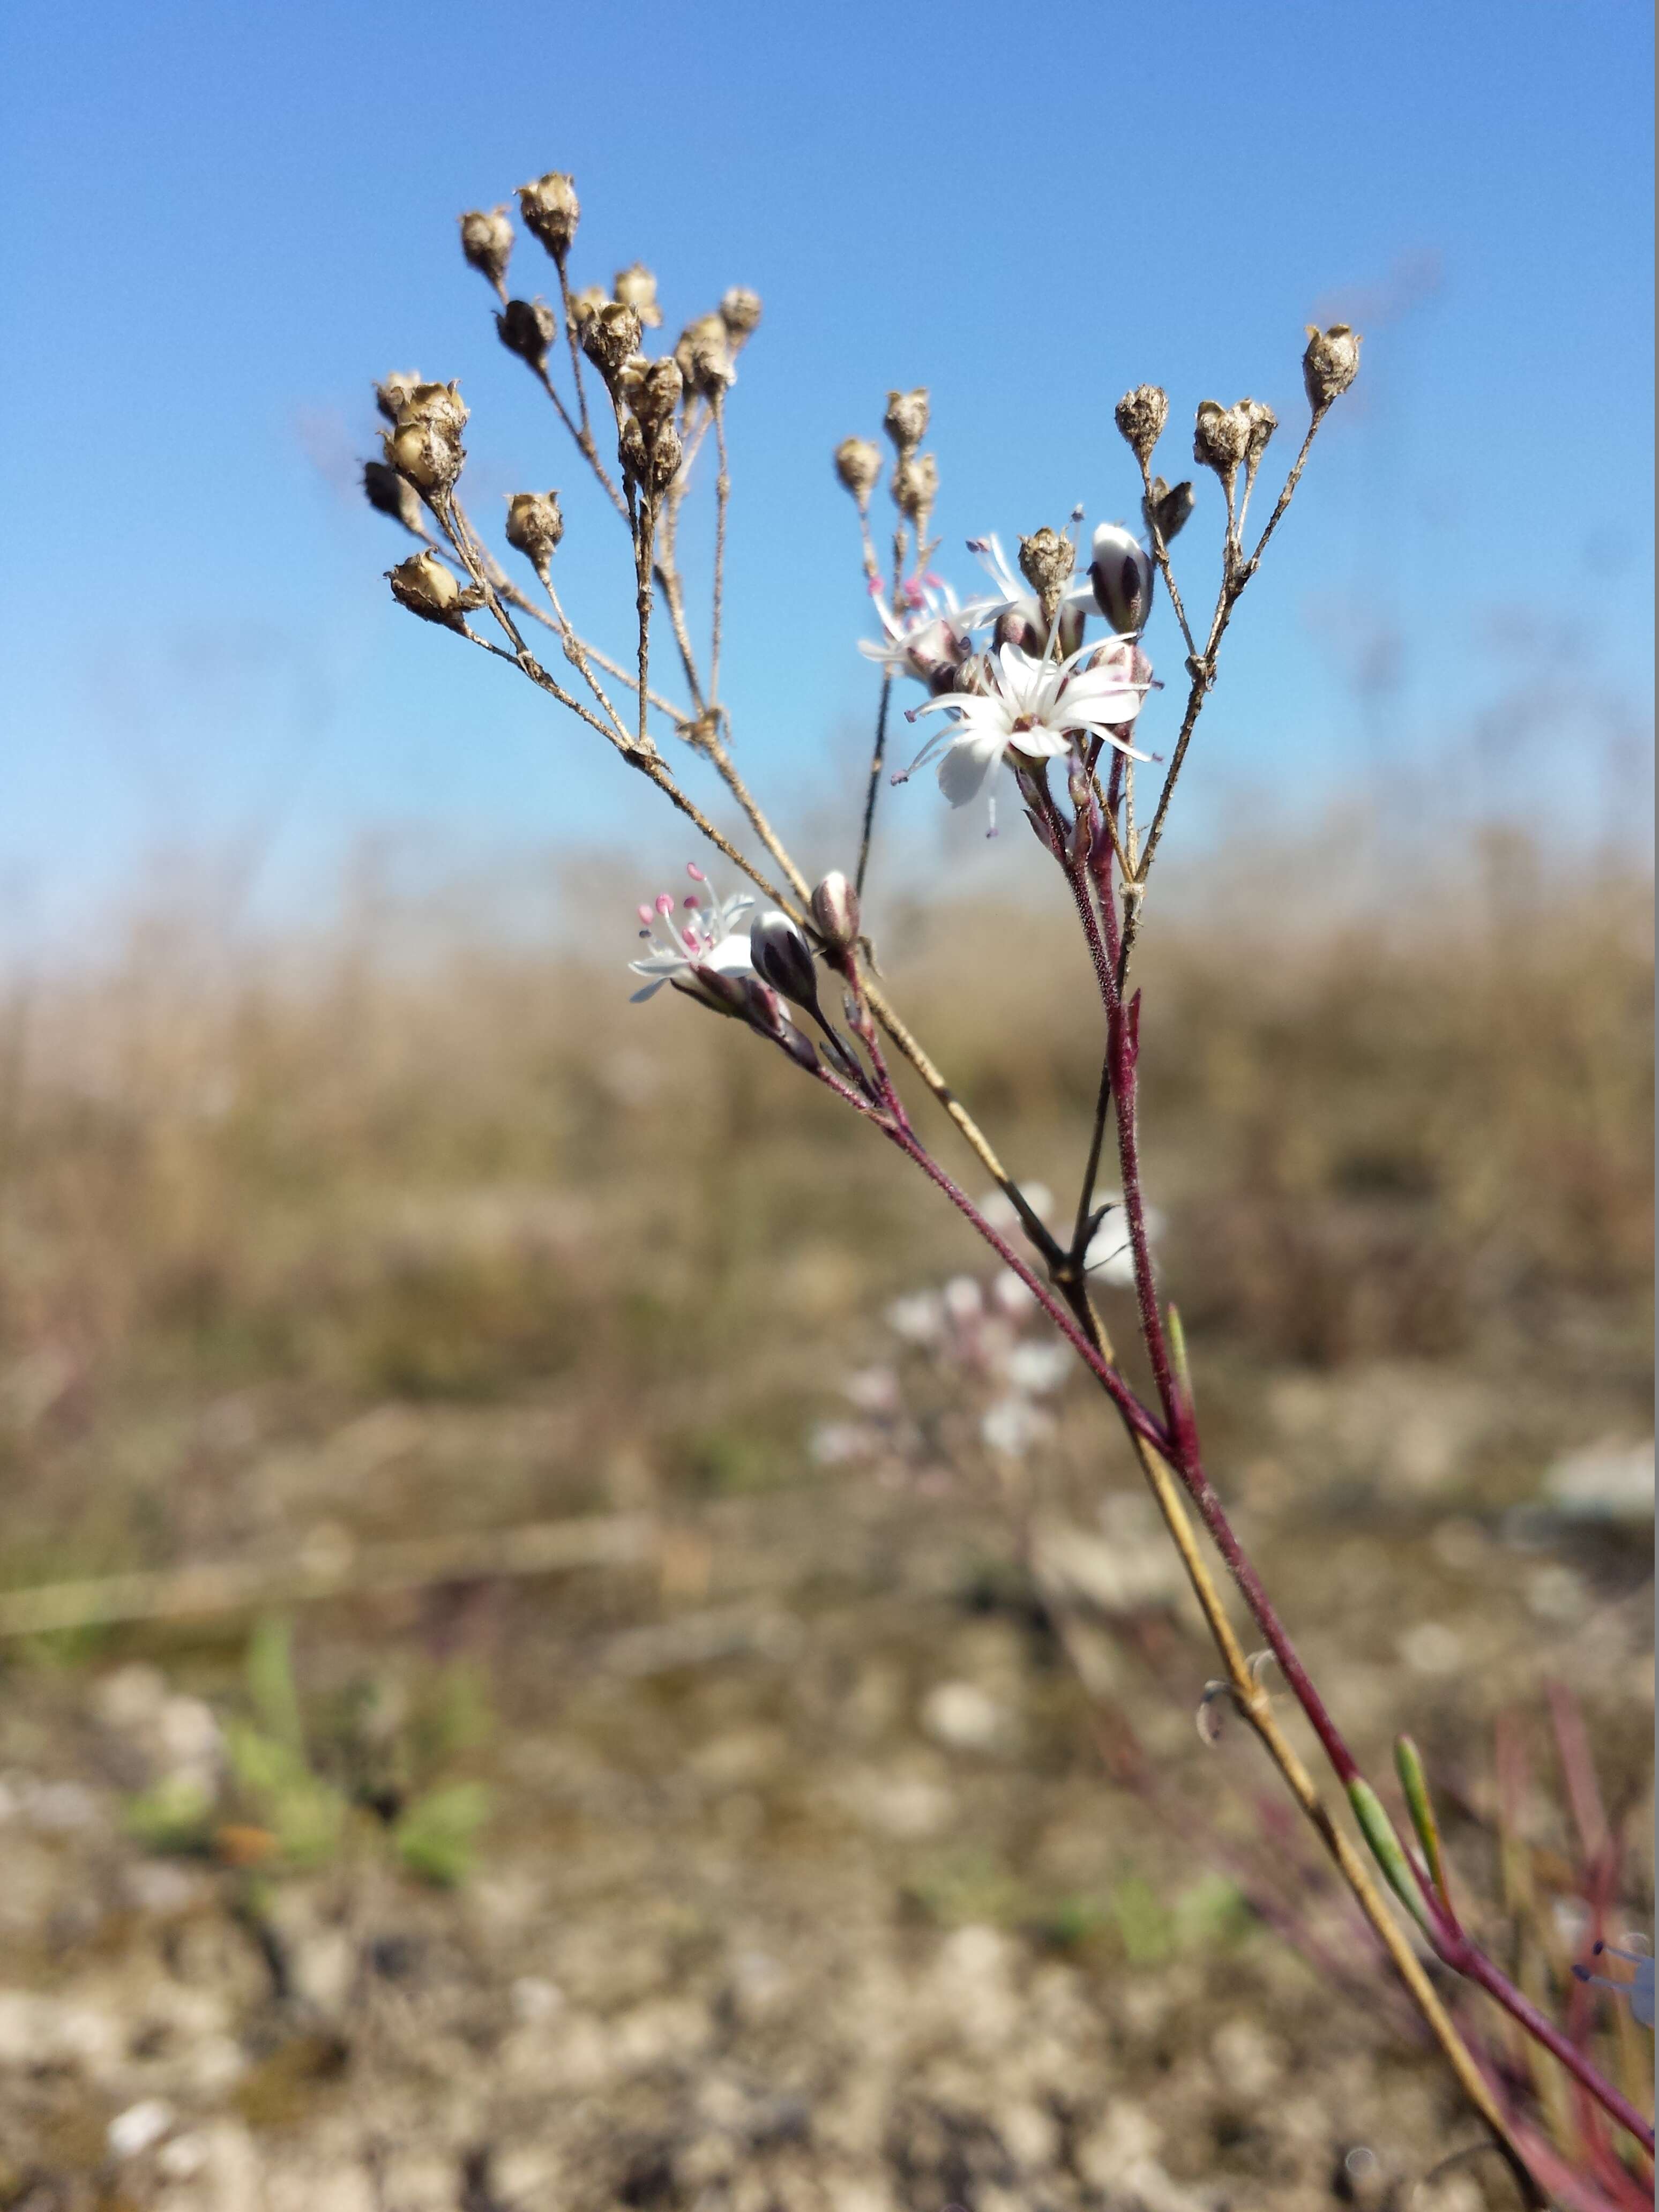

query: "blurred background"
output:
0 3 1651 2207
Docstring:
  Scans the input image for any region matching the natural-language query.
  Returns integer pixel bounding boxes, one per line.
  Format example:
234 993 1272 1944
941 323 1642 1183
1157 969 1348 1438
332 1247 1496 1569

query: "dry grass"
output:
0 835 1649 1583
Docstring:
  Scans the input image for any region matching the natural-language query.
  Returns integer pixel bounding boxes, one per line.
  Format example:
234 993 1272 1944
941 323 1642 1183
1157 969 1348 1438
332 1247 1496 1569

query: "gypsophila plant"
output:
363 167 1651 2197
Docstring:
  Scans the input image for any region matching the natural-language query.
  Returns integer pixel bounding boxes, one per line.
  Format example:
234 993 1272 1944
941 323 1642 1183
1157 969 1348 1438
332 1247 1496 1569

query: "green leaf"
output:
1348 1778 1431 1934
394 1781 491 1888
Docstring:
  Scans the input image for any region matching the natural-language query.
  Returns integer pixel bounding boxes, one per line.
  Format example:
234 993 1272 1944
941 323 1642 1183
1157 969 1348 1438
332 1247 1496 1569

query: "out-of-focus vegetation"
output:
0 833 1649 1582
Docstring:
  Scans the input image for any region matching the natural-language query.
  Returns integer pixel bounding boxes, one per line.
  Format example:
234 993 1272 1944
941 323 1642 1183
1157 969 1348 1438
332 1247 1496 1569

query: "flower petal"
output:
937 729 1005 808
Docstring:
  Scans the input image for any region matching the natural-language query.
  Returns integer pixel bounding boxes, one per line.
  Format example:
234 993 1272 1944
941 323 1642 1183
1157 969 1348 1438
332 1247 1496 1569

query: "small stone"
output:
108 2099 174 2160
920 1680 1005 1752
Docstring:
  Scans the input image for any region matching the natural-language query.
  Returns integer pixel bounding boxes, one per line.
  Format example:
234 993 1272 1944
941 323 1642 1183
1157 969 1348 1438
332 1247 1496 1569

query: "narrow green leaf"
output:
1394 1735 1451 1911
1348 1778 1431 1934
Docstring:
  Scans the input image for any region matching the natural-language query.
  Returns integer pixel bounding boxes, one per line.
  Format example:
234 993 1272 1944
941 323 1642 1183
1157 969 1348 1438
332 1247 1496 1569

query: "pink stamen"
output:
637 905 654 925
683 895 700 910
686 862 706 881
655 893 675 917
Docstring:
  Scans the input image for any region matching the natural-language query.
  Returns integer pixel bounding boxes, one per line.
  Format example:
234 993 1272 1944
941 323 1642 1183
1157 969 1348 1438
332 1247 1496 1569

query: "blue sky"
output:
2 0 1652 944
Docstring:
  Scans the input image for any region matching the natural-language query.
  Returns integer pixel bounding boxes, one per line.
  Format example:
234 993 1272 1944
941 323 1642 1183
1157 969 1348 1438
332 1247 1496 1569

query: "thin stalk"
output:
855 679 893 899
711 392 729 701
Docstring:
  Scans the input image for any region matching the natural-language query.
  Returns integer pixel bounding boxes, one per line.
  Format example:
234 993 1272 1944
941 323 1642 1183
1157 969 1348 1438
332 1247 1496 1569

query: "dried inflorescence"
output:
1115 383 1169 464
459 206 514 296
386 548 482 630
833 436 882 512
495 297 558 370
382 380 468 498
504 490 564 578
517 170 580 263
1303 323 1362 412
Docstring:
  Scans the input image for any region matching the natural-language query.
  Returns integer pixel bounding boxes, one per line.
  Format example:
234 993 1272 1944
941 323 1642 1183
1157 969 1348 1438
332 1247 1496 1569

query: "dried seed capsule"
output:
619 355 683 430
644 423 683 495
1018 526 1075 625
580 300 643 387
374 371 423 424
459 206 513 294
495 297 558 370
1193 399 1249 487
1089 522 1155 636
1143 476 1195 543
504 491 564 577
833 436 881 511
517 170 580 263
362 459 426 535
1115 385 1169 464
383 380 468 496
612 262 663 328
749 911 821 1013
883 387 929 457
674 312 735 398
566 284 607 333
891 452 937 531
810 872 860 952
719 287 763 343
1303 324 1362 412
387 549 480 630
1238 397 1277 468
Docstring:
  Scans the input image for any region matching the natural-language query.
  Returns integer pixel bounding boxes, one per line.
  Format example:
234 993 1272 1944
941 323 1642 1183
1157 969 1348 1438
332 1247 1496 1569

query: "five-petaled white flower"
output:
899 638 1153 814
629 864 754 1005
857 576 973 690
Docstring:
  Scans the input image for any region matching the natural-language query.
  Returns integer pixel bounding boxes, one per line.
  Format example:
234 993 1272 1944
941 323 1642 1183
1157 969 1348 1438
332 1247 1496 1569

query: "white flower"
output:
629 864 754 1003
857 576 972 688
901 638 1154 814
886 1290 945 1344
955 534 1094 647
981 1395 1052 1458
941 1275 984 1326
1003 1341 1071 1396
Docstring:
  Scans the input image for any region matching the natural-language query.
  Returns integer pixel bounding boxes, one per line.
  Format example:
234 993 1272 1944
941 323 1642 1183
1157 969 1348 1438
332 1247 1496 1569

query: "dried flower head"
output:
1115 385 1169 465
458 206 513 295
566 284 607 333
1193 399 1249 487
1017 526 1077 627
883 387 930 458
362 459 427 536
834 436 882 512
1238 397 1277 469
1143 477 1195 543
386 549 481 631
382 380 468 497
1303 323 1362 412
504 490 564 577
674 312 735 398
1089 522 1155 636
495 297 558 370
516 170 580 263
374 371 424 424
612 262 663 328
718 287 763 344
619 355 683 430
891 452 938 533
580 300 643 388
810 871 860 952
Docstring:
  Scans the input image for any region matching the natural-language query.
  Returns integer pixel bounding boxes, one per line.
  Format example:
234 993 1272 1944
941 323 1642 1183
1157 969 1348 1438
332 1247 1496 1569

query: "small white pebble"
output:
1398 1621 1463 1677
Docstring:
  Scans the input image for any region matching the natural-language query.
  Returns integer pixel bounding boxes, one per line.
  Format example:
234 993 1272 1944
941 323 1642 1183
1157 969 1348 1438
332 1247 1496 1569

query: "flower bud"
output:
891 452 937 532
580 300 642 388
387 549 481 631
674 312 735 398
459 206 513 295
739 977 791 1040
362 459 426 535
1303 324 1362 412
1143 477 1195 543
1089 522 1155 636
612 261 663 328
834 436 882 511
504 490 564 576
883 387 929 457
495 297 558 370
1193 399 1249 487
1018 526 1075 625
810 872 860 953
749 911 821 1014
517 171 580 263
1238 397 1277 470
718 287 763 344
1115 384 1168 464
